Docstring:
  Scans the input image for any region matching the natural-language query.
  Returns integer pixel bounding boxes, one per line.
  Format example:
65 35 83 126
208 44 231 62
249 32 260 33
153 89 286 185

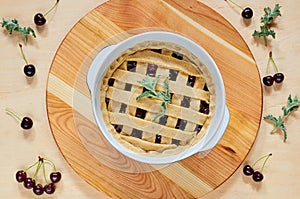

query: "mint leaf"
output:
136 75 171 121
153 102 167 122
0 18 36 44
282 95 300 116
263 115 278 124
163 77 171 101
136 91 157 101
264 94 299 142
137 75 161 94
253 4 281 46
270 4 282 17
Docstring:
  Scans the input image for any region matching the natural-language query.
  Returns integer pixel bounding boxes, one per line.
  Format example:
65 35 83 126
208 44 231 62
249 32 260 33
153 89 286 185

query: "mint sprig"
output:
261 4 281 24
252 4 281 46
264 95 300 142
0 18 36 44
136 75 171 121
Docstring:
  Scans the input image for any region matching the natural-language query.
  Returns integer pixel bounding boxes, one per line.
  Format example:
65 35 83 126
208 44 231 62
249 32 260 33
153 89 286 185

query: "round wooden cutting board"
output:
46 0 262 198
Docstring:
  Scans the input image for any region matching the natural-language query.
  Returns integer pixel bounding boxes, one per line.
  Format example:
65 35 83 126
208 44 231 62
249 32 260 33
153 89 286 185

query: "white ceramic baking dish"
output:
87 31 229 164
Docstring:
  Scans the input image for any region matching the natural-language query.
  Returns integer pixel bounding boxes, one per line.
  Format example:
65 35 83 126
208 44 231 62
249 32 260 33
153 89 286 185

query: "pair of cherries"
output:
262 51 285 86
243 153 272 182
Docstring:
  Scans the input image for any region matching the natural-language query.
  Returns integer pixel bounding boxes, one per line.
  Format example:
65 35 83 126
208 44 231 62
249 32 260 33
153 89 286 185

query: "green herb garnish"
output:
0 18 36 44
252 4 281 46
136 75 171 121
264 95 300 142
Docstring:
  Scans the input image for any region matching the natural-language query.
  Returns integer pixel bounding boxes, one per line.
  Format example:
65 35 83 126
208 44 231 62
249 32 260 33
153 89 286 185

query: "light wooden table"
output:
0 0 299 198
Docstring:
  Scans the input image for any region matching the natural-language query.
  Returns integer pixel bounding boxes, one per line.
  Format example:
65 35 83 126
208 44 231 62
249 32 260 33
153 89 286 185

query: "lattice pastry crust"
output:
100 40 216 157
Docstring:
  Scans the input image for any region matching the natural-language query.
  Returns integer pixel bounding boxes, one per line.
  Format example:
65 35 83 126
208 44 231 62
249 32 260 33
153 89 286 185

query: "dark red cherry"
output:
5 108 33 130
23 177 35 189
273 72 284 83
242 7 253 19
50 172 62 183
19 44 36 77
34 13 46 26
24 64 36 77
33 184 44 195
262 75 274 86
34 0 60 26
252 171 264 182
44 183 56 194
16 170 27 182
225 0 253 19
21 117 33 129
243 165 254 176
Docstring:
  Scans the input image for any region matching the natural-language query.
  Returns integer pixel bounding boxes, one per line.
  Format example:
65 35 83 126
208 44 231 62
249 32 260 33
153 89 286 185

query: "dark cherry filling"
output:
151 49 162 54
181 96 190 108
146 64 158 77
114 124 123 133
195 124 202 133
175 119 187 131
169 93 174 101
171 52 183 60
135 108 147 119
203 83 209 91
131 128 143 139
127 61 137 72
108 78 115 86
119 103 127 113
187 75 196 87
125 83 132 91
105 98 110 108
142 87 149 93
159 115 168 125
199 100 209 114
155 134 162 143
171 139 180 145
169 69 179 81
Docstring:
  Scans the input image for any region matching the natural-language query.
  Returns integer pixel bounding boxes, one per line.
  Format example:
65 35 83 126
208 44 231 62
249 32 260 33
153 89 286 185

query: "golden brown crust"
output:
99 40 215 157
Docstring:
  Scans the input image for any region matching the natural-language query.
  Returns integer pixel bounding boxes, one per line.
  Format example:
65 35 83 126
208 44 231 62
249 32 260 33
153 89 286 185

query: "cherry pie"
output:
100 41 216 156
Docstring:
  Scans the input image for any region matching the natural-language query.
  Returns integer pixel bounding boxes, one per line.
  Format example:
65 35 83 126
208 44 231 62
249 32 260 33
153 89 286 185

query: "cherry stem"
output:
5 108 22 122
43 0 59 17
24 160 39 173
33 160 43 184
18 44 29 65
260 153 272 173
266 51 279 74
264 8 268 16
225 0 243 10
266 54 271 74
264 36 268 46
251 153 272 168
42 159 49 184
269 51 279 72
44 158 57 172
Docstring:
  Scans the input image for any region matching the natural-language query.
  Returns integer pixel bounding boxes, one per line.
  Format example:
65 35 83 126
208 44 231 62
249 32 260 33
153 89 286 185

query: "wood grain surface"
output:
1 0 300 199
46 0 261 198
